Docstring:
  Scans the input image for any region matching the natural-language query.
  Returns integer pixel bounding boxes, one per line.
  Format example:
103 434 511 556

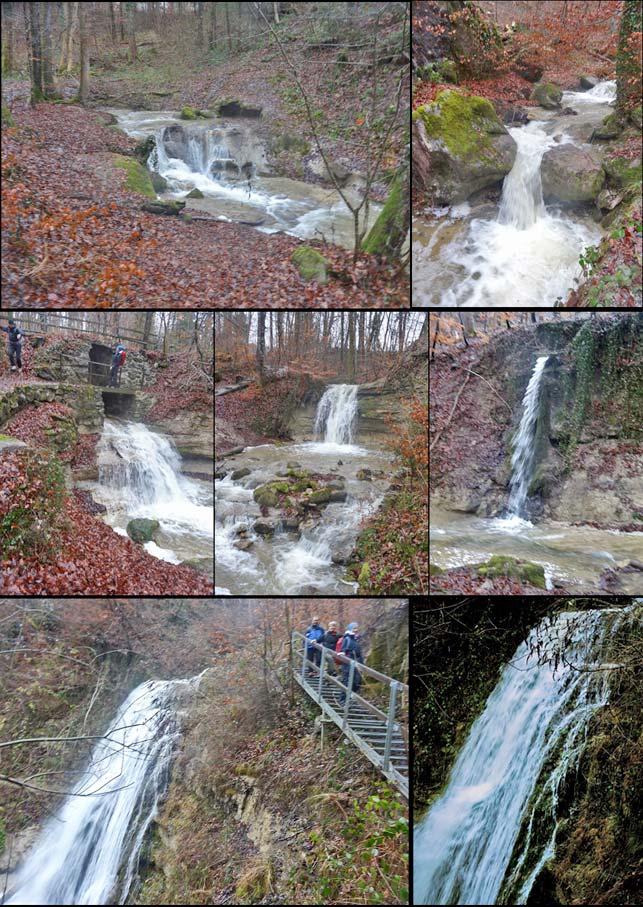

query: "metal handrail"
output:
292 630 408 798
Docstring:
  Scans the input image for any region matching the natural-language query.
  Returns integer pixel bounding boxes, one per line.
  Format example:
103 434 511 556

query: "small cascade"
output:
313 385 359 445
414 607 632 906
6 676 203 906
562 79 617 105
149 123 254 185
507 356 549 516
498 123 555 230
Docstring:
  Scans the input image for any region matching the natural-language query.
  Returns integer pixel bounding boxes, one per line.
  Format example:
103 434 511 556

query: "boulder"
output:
602 155 642 187
555 107 578 116
356 468 372 481
291 246 328 284
214 99 262 118
596 188 626 211
412 91 517 204
253 518 278 536
591 112 622 140
231 467 251 480
530 81 563 109
541 144 605 202
328 489 348 503
579 75 599 90
180 556 214 575
186 187 204 199
234 539 254 551
150 171 168 192
141 200 186 215
126 518 160 543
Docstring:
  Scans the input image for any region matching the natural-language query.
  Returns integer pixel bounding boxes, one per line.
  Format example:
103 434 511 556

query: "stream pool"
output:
430 508 643 594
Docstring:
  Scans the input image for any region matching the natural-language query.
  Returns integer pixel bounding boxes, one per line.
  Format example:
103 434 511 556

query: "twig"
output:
430 373 470 453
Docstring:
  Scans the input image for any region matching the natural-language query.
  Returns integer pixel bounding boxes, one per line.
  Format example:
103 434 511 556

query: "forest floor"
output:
1 15 409 307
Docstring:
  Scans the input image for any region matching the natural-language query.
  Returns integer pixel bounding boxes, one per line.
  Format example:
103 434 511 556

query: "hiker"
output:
339 622 363 704
1 318 23 372
305 616 325 670
109 342 126 387
322 621 341 674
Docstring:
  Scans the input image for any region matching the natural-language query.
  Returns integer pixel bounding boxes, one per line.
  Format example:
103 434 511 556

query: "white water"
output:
6 676 202 905
215 386 390 594
313 384 359 445
413 80 619 307
507 356 549 516
90 420 213 563
414 607 633 905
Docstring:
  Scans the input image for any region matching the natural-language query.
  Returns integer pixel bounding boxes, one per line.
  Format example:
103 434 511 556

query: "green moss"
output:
291 246 329 284
112 154 156 198
412 90 503 161
531 81 563 108
126 518 160 543
180 105 198 119
1 103 14 126
429 563 444 576
593 112 622 140
308 488 332 505
186 187 204 198
603 156 642 188
476 555 546 588
363 169 407 260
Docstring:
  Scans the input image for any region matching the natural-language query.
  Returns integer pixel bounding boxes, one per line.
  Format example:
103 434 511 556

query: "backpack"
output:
334 635 344 665
119 349 127 366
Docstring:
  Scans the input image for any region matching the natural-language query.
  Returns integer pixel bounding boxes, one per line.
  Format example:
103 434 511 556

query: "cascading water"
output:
313 384 359 445
414 607 633 906
91 419 213 564
497 124 554 229
6 675 202 906
507 356 549 516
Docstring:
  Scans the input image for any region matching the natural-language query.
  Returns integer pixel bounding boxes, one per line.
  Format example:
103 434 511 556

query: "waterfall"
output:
96 419 213 549
414 607 631 906
562 79 617 105
507 356 549 515
313 384 359 445
6 676 202 906
498 123 555 230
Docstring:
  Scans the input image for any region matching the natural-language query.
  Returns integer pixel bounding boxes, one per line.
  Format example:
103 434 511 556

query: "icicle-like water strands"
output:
507 356 549 516
6 676 203 906
414 608 633 906
313 384 359 445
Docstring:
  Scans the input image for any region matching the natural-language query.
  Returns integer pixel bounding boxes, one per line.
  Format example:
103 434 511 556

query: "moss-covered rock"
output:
134 135 156 164
541 144 605 202
603 155 642 188
530 81 563 109
476 554 546 589
412 90 516 204
186 187 204 199
592 112 623 140
112 155 156 198
180 106 198 120
308 488 332 505
291 246 329 284
150 170 168 192
126 518 160 543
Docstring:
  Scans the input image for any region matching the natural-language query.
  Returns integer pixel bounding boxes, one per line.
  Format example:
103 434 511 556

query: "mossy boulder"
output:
253 481 292 508
134 135 156 164
186 187 204 198
112 155 156 198
308 488 332 505
603 155 642 188
629 105 642 129
530 81 563 109
141 199 186 215
592 112 623 141
412 90 517 204
291 246 329 284
180 106 199 120
541 144 605 202
476 555 546 589
126 518 160 543
150 171 168 192
270 133 311 156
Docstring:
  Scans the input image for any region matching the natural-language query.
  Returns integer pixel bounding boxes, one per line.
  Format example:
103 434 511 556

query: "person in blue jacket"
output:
305 616 325 669
1 318 24 371
109 342 126 386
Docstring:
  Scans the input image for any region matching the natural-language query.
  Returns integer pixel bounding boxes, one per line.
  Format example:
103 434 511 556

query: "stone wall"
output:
33 339 156 389
0 383 104 433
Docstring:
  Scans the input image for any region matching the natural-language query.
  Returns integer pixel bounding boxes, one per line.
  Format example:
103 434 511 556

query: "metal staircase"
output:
292 631 409 799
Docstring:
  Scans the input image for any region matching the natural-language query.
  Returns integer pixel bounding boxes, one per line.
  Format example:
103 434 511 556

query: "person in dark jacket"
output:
339 622 363 704
322 621 341 674
305 616 325 670
109 342 125 387
1 319 23 371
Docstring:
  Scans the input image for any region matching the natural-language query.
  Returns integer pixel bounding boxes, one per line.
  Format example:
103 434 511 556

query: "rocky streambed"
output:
215 441 392 595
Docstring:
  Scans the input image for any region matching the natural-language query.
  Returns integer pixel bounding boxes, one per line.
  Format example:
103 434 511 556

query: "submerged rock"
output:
412 90 517 204
541 144 605 202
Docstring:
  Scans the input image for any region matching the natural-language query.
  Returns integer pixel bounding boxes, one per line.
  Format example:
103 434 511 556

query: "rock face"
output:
591 112 622 140
0 383 104 432
33 338 155 390
149 410 213 461
579 75 599 90
530 82 562 109
412 91 517 204
541 144 605 202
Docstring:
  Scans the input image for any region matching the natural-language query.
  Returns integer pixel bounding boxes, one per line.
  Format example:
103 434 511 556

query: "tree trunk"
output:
616 0 642 121
142 312 155 346
65 2 78 74
127 2 137 61
208 2 216 50
41 1 56 97
273 1 280 24
78 2 89 105
109 1 116 43
256 312 266 383
26 2 43 106
196 1 204 46
3 3 15 75
225 2 232 53
119 1 125 41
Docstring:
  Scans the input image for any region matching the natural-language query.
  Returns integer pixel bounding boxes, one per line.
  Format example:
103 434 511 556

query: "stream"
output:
105 109 379 249
413 80 616 307
5 675 202 906
80 419 214 568
215 385 391 595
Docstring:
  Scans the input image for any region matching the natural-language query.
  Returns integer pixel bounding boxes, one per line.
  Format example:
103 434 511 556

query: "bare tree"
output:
77 2 89 105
